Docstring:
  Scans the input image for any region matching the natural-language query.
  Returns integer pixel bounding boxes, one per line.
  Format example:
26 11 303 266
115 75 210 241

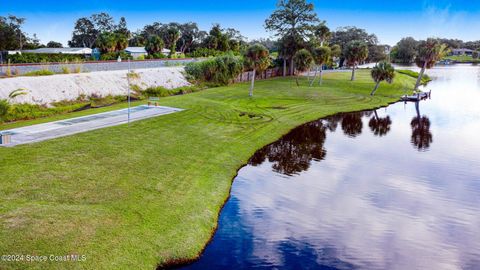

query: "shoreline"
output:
158 99 403 270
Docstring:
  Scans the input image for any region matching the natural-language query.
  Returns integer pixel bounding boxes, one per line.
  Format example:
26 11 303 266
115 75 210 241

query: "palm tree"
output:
96 32 117 53
313 22 331 47
293 49 314 86
310 46 331 86
414 38 448 90
164 26 181 57
245 44 271 97
370 61 395 96
145 35 164 55
114 33 129 51
345 40 369 81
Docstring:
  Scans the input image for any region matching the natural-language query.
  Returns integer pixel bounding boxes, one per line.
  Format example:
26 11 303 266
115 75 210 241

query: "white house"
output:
451 48 474 56
124 47 148 59
22 47 93 55
124 47 180 59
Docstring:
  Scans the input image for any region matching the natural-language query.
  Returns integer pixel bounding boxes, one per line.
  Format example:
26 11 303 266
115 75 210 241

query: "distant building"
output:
0 50 22 64
22 47 93 55
451 48 474 56
124 47 179 59
124 47 148 59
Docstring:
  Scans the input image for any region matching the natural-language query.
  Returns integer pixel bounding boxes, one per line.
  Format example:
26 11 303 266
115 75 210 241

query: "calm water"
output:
182 65 480 270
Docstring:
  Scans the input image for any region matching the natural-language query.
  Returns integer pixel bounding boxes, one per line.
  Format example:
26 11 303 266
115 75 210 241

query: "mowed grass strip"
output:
0 70 415 270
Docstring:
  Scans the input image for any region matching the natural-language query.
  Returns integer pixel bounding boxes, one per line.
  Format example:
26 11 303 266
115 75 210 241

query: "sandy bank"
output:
0 67 190 104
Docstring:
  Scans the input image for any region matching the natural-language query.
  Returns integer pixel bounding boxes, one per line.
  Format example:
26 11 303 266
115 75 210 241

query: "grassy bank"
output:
0 70 415 270
443 55 480 63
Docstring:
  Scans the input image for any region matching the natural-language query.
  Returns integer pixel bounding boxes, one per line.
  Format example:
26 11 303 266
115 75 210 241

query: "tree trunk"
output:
296 75 300 87
283 58 287 77
370 81 380 96
290 57 295 76
414 62 427 90
249 69 256 97
415 100 421 118
351 64 356 81
309 66 318 86
319 65 324 85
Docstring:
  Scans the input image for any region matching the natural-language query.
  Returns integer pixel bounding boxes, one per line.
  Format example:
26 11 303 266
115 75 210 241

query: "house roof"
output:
125 47 147 53
22 48 92 54
452 48 474 52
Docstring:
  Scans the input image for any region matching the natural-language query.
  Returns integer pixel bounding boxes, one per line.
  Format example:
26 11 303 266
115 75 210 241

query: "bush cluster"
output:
7 53 85 64
141 85 206 98
23 69 55 76
185 54 244 85
187 48 225 58
99 51 131 61
145 53 167 59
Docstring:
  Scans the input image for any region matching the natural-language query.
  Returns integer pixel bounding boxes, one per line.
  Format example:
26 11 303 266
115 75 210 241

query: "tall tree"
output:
345 40 369 81
69 17 99 48
331 26 377 66
245 44 271 96
310 46 331 86
414 38 448 90
116 17 130 37
368 44 389 63
392 37 418 64
176 22 200 53
370 61 395 96
46 41 63 48
313 22 331 46
91 13 115 33
265 0 319 75
0 15 27 50
293 49 314 86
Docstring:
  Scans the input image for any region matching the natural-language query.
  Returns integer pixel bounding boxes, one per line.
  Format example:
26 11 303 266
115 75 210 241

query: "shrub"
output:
0 99 10 122
185 54 243 85
7 53 83 64
61 66 70 74
141 85 206 98
23 69 55 76
188 48 224 58
136 54 145 60
100 52 118 61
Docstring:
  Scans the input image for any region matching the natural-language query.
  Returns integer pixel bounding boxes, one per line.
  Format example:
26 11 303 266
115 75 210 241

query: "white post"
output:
127 58 131 125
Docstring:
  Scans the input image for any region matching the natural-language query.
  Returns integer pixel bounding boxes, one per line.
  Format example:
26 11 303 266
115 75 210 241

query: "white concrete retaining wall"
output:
0 67 190 105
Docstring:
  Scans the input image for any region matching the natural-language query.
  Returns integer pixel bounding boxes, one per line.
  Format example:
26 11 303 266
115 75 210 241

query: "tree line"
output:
391 37 480 64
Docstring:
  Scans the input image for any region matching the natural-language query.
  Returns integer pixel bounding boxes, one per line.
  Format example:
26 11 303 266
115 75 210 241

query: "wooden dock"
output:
401 91 431 102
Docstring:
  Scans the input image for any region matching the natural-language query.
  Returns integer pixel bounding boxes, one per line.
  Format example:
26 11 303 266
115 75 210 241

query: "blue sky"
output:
2 0 480 46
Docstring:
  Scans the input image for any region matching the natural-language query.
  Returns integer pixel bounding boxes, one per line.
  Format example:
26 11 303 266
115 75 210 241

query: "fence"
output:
0 58 201 76
234 68 282 83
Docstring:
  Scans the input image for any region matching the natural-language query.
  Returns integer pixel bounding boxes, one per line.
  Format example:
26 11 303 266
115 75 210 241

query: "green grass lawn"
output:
443 54 479 63
0 70 415 270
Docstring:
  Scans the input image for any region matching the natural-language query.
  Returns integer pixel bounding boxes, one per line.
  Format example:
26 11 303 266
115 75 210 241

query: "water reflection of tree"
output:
249 121 327 176
411 101 433 151
341 112 364 137
369 110 392 137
